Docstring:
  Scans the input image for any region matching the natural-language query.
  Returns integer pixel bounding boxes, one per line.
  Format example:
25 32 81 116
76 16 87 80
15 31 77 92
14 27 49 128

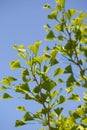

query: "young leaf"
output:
15 120 25 127
28 40 41 55
10 60 21 70
45 30 55 40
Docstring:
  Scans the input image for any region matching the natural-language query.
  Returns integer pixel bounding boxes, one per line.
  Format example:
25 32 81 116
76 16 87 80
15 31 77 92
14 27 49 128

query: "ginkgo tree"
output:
0 0 87 130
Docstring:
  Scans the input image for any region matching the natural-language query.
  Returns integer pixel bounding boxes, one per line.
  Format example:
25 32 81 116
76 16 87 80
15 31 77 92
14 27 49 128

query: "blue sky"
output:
0 0 87 130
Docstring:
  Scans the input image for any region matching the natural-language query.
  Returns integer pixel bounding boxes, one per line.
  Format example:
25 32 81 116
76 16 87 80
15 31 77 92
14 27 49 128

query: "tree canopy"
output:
0 0 87 130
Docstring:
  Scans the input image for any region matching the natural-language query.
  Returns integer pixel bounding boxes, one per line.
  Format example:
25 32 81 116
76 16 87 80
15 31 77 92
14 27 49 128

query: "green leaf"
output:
15 120 25 127
42 80 56 92
50 58 59 66
1 76 17 86
64 65 73 73
58 35 64 41
17 106 26 112
33 86 40 93
57 78 63 83
28 40 41 55
65 9 77 20
1 93 13 99
21 69 30 82
68 94 80 101
66 74 76 87
34 56 44 65
75 108 85 118
42 108 51 114
18 52 26 59
55 24 63 32
25 93 34 100
43 4 51 9
54 67 64 77
55 0 65 7
45 30 55 40
48 11 58 20
22 112 34 121
0 86 7 91
16 83 30 94
66 87 74 93
50 90 58 99
43 24 51 29
13 44 26 53
10 60 21 70
81 118 87 124
58 95 66 104
54 107 63 116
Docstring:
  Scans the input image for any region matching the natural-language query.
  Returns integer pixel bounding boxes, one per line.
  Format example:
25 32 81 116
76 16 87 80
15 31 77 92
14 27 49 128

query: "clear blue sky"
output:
0 0 87 130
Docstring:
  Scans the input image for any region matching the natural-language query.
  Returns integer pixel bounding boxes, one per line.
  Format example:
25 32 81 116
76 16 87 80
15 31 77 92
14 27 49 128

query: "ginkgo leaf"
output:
43 4 51 9
17 106 26 112
15 120 25 127
45 30 55 40
10 60 21 70
48 11 58 20
1 93 13 99
68 94 80 101
28 40 41 55
54 67 64 77
22 112 34 121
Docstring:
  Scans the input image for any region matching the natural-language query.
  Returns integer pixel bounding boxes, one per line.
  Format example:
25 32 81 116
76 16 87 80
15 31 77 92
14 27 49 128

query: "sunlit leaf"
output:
48 11 58 20
54 67 64 77
43 24 51 29
0 86 7 91
28 40 41 55
68 94 80 101
1 76 17 86
65 9 77 20
55 24 64 32
10 60 21 70
66 87 74 93
81 118 87 124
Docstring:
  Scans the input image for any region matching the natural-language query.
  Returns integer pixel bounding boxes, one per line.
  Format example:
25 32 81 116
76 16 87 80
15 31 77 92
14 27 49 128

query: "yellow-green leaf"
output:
10 60 21 70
